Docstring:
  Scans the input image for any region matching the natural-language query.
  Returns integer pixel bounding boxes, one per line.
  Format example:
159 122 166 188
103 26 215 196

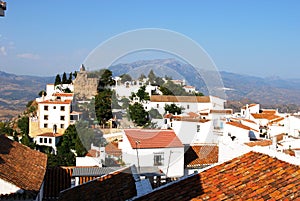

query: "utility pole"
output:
135 140 141 174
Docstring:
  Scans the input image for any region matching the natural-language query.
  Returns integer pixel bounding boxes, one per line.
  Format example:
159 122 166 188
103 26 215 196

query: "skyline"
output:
0 1 300 78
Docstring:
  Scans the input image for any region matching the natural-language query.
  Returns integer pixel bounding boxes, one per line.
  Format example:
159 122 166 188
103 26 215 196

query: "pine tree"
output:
54 74 61 86
62 72 68 84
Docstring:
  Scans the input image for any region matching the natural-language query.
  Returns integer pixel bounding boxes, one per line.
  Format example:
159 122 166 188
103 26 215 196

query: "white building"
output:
34 132 63 154
119 129 185 178
147 95 225 116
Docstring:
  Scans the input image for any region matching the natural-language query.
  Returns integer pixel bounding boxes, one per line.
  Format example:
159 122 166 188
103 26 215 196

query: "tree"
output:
20 134 35 149
155 77 165 86
148 108 162 119
128 103 150 127
111 90 121 109
62 72 68 84
136 85 150 101
0 122 14 136
38 90 47 97
54 74 61 86
139 73 146 81
148 69 156 84
164 103 183 115
97 69 115 92
95 89 113 126
120 74 132 83
17 116 29 135
160 81 189 96
68 72 73 84
120 97 130 109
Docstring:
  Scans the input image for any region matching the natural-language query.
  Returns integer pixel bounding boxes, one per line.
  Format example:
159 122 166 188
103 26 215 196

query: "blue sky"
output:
0 1 300 78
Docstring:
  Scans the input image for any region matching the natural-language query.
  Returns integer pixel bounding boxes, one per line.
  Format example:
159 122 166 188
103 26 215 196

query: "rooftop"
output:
184 145 219 168
150 95 210 103
134 151 300 200
0 135 47 195
124 129 183 149
226 121 259 132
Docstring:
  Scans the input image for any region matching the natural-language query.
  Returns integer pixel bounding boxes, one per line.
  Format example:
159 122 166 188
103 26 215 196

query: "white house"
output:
34 132 63 154
240 103 260 118
0 135 47 201
147 95 225 116
119 129 184 178
224 121 260 143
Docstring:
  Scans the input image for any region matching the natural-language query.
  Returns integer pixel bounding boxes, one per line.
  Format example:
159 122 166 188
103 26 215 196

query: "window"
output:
44 115 48 120
157 104 159 108
53 106 56 109
61 106 65 111
60 124 64 129
44 123 48 128
44 105 48 111
49 138 52 144
39 138 43 143
197 125 200 132
154 152 164 166
44 138 47 143
60 116 65 121
187 104 190 109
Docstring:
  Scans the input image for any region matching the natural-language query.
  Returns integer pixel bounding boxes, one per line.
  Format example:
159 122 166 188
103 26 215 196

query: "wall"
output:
0 178 21 195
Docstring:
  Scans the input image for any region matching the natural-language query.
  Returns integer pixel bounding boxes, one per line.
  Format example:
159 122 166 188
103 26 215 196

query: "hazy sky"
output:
0 1 300 78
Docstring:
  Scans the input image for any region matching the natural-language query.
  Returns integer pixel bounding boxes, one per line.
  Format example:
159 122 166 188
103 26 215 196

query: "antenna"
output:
135 140 141 174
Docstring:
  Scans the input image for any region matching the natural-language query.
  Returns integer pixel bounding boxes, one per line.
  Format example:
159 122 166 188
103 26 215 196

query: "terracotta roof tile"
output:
53 93 74 97
150 95 211 103
39 99 72 105
242 104 258 109
134 151 300 200
226 121 259 132
251 113 281 121
245 140 272 147
124 129 183 149
58 166 137 201
184 145 218 167
210 109 233 114
105 142 122 157
0 135 47 194
37 132 63 137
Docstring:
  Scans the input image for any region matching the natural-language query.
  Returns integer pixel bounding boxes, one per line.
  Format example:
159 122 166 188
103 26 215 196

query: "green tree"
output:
20 134 35 149
17 116 29 135
164 103 183 115
38 90 47 97
148 69 156 84
97 69 115 92
120 97 130 109
136 85 150 101
155 77 165 86
120 74 132 83
148 108 162 119
68 72 73 84
111 90 121 109
0 122 14 136
62 72 68 84
139 73 146 81
128 103 150 127
160 81 189 96
54 74 61 86
95 89 113 125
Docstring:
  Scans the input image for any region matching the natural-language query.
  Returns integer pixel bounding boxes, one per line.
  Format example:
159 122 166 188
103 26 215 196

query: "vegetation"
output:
128 102 150 127
95 69 116 126
120 74 132 83
164 103 183 115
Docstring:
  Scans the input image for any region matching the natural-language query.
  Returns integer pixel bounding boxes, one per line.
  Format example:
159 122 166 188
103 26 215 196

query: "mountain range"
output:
1 58 299 119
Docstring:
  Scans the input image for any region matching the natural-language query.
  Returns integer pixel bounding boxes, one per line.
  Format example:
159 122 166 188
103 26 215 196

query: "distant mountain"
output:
109 59 300 105
0 71 54 119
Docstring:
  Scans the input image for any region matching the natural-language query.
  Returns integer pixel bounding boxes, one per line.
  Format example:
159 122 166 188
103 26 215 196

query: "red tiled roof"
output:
124 129 183 149
0 135 47 193
242 103 258 109
43 167 73 200
37 132 63 137
231 118 257 124
53 93 74 97
105 142 122 157
251 113 281 121
85 149 100 157
39 99 72 105
135 151 300 200
226 121 259 132
210 109 233 114
150 95 210 103
184 145 218 167
58 166 137 201
245 140 272 147
187 112 200 118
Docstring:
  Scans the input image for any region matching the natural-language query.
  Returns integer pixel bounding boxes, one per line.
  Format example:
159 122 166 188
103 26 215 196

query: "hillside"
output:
0 71 53 120
109 59 300 105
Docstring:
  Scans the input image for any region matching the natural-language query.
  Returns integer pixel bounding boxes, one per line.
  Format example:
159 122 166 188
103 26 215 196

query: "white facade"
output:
120 131 184 178
224 122 260 143
0 178 21 195
34 134 62 154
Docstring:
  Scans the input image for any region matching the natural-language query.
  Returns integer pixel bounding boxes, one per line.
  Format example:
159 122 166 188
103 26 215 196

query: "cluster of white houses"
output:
2 66 300 200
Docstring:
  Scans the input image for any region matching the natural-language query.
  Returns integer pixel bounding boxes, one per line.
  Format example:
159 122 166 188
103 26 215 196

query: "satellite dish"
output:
0 1 6 17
